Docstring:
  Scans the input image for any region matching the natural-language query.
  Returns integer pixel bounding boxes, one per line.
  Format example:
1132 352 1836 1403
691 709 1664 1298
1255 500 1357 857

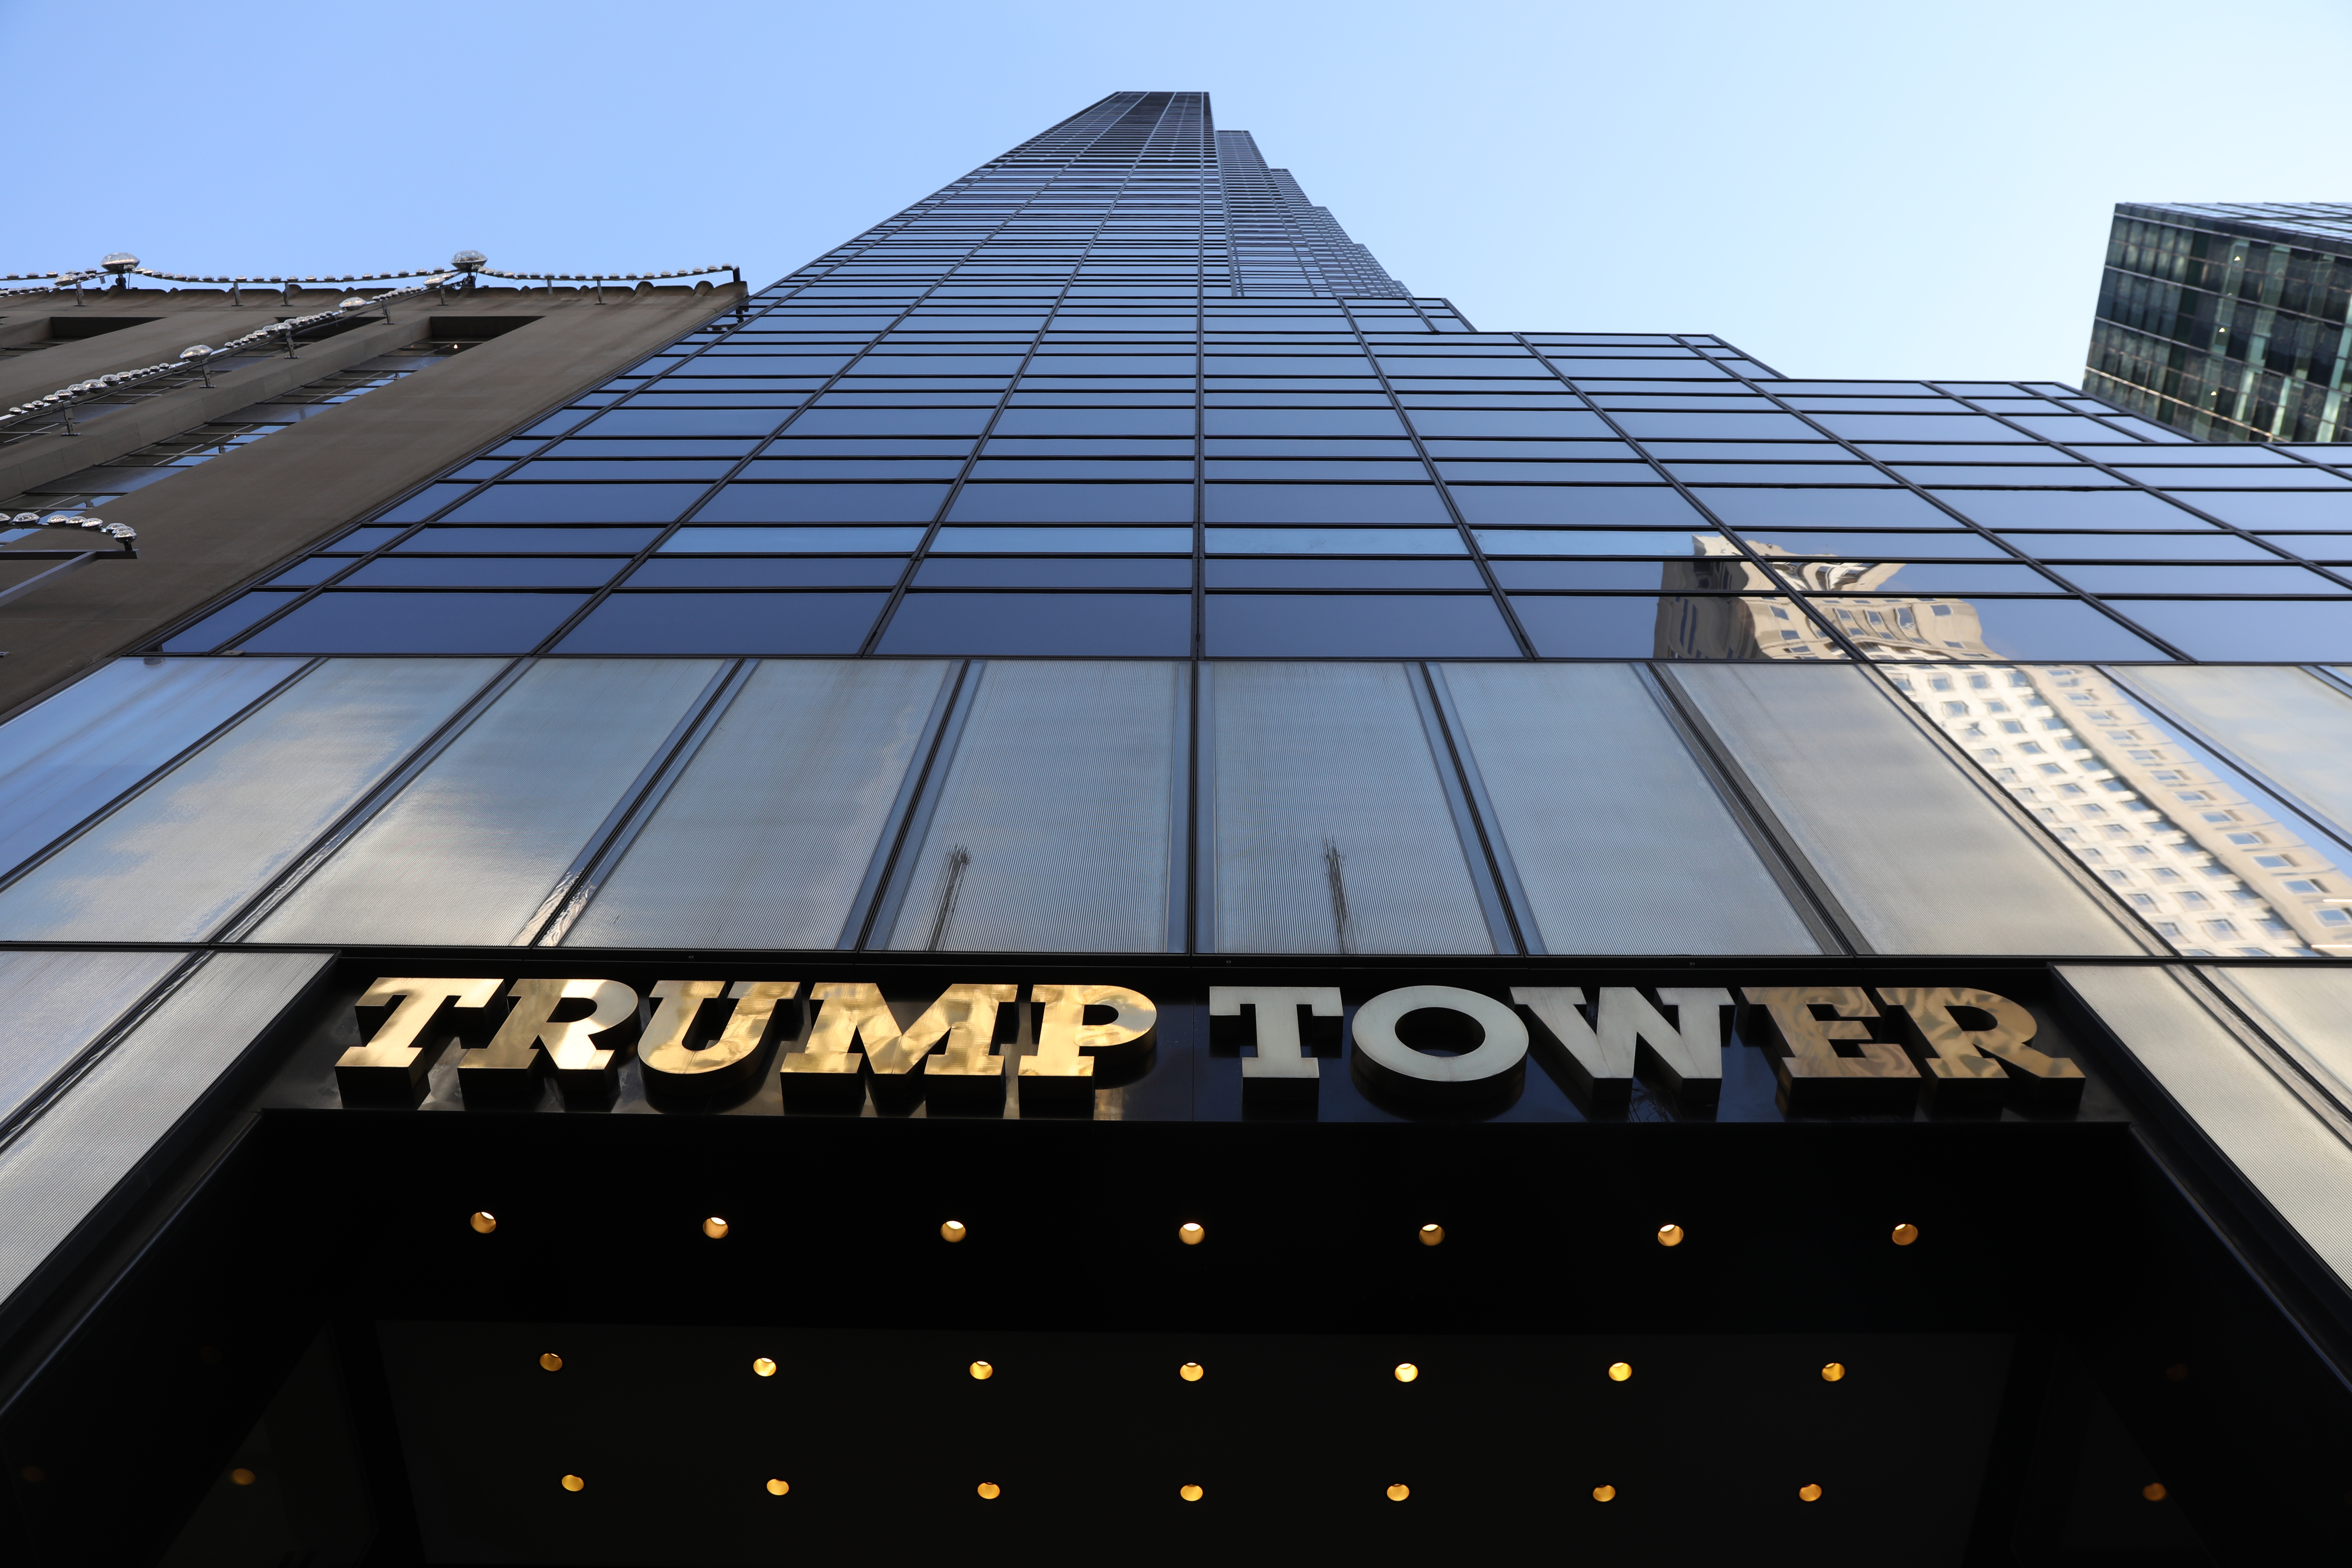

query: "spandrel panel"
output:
254 660 723 946
885 661 1184 952
0 657 306 880
1439 663 1820 954
1672 663 2141 954
1212 662 1493 954
0 660 498 942
2121 666 2352 842
0 950 186 1128
568 660 953 949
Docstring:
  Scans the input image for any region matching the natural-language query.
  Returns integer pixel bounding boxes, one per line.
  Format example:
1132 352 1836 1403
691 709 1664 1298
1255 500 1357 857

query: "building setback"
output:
3 93 2352 1566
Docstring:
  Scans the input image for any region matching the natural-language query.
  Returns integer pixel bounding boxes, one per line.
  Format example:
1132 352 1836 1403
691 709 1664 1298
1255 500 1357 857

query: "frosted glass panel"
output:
0 660 497 941
256 660 723 945
0 951 329 1307
1440 663 1820 954
1674 664 2140 954
0 657 305 880
0 950 186 1127
887 660 1184 952
1212 662 1493 954
2062 964 2352 1292
2204 967 2352 1115
568 659 953 948
2125 665 2352 840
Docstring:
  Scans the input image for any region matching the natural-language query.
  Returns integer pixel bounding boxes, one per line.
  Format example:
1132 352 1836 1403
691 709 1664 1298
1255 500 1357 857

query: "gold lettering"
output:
1028 984 1156 1079
788 983 1020 1078
340 978 500 1089
640 980 799 1085
463 979 640 1075
905 984 1020 1078
1877 987 2082 1105
1741 985 1917 1101
788 983 894 1075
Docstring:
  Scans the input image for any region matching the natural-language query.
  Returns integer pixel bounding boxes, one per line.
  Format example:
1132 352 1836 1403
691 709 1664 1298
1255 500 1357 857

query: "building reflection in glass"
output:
1890 664 2351 958
1652 536 2348 958
1654 536 1956 661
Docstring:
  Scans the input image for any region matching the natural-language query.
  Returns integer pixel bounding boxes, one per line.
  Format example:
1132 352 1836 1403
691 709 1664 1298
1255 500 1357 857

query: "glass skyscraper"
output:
2086 200 2352 444
6 93 2352 1566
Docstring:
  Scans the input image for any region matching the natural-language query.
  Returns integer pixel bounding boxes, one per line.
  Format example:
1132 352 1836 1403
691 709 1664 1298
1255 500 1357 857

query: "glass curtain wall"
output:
133 96 2352 669
2085 201 2352 445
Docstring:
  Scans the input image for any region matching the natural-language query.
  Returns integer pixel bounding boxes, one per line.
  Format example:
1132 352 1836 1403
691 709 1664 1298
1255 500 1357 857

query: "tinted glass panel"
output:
1210 663 1493 953
0 659 306 881
884 661 1184 952
1205 595 1518 657
556 593 886 654
0 660 497 941
568 660 952 949
876 593 1192 656
254 660 722 945
442 485 707 523
238 593 588 654
1672 664 2141 953
1439 662 1820 954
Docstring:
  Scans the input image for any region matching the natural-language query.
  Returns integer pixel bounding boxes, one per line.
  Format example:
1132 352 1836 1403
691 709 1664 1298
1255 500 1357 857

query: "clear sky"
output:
9 0 2348 383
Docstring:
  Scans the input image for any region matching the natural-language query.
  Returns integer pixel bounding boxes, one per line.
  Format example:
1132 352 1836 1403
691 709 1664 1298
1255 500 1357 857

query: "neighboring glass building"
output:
9 94 2352 1567
2086 200 2352 443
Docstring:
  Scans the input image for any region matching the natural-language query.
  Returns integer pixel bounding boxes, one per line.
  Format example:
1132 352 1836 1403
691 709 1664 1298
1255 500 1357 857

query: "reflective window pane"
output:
0 660 500 941
254 660 723 945
884 661 1185 952
0 658 306 880
568 660 954 949
1671 663 2142 953
1439 663 1820 954
1210 663 1494 953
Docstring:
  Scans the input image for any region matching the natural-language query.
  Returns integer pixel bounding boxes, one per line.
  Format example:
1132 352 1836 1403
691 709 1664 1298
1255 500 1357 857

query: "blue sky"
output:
9 0 2348 382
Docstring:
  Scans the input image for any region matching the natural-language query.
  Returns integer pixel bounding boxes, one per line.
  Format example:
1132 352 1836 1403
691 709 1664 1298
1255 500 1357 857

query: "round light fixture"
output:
1179 1362 1205 1382
469 1211 497 1234
1419 1223 1444 1246
1592 1484 1616 1502
702 1216 729 1240
1822 1362 1846 1382
1798 1483 1823 1502
969 1360 994 1381
1385 1483 1410 1502
1608 1362 1633 1382
941 1219 968 1243
1393 1363 1419 1383
766 1478 790 1496
1179 1222 1204 1246
539 1352 563 1372
1180 1483 1203 1502
976 1482 1001 1500
1891 1223 1919 1246
561 1475 586 1493
752 1357 777 1378
1657 1223 1685 1247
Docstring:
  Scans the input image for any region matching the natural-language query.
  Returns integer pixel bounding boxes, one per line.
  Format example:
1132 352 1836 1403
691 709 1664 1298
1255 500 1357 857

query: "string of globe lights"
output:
2 251 740 307
0 251 738 565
